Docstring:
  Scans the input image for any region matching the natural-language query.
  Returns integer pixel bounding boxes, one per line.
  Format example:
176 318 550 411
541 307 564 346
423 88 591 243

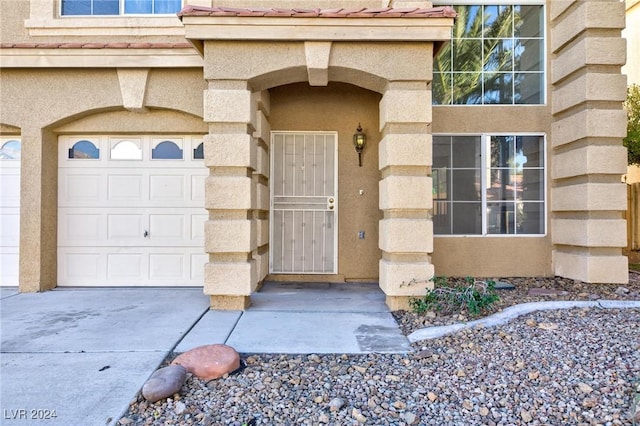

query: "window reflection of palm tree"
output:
434 5 519 105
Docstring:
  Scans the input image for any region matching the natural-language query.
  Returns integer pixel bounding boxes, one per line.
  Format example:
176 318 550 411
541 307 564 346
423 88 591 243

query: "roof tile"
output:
1 42 194 50
177 5 456 19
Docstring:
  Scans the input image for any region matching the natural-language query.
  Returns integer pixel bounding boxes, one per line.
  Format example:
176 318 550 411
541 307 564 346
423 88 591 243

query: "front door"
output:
270 132 337 274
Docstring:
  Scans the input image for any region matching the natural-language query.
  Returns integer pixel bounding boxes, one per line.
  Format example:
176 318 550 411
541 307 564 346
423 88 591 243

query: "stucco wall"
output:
1 68 206 130
0 0 30 43
270 82 382 280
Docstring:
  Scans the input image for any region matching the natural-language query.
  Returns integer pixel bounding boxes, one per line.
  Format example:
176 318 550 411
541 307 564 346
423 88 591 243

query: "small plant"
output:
409 276 500 317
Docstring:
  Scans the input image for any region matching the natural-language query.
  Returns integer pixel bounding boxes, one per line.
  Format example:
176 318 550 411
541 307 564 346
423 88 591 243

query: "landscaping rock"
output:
141 365 187 403
329 397 346 411
172 344 240 381
615 286 630 295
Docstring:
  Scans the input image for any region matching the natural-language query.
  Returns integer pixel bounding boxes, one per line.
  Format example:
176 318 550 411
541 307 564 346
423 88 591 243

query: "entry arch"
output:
179 4 456 310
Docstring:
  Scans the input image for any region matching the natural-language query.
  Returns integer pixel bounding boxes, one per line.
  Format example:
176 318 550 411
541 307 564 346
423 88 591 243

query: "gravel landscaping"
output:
120 274 640 426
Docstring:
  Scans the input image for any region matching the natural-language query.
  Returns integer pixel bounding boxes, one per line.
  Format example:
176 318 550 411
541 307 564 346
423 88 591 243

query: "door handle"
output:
144 230 149 238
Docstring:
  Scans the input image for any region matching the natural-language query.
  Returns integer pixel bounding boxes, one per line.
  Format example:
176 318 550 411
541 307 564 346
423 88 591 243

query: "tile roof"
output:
177 5 457 19
0 42 193 49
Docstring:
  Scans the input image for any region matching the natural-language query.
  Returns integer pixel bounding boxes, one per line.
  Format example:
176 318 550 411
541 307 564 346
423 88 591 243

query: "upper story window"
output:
432 2 545 105
61 0 182 16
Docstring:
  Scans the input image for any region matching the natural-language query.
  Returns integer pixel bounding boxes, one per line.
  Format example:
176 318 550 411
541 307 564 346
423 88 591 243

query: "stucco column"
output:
251 90 271 286
19 127 57 292
550 0 628 284
378 82 434 310
202 80 259 309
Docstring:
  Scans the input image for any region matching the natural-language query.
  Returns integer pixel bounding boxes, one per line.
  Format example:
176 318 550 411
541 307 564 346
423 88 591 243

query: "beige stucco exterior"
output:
0 0 630 310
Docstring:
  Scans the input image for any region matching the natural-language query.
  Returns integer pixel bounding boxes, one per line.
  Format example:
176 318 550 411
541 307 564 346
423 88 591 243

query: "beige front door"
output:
270 132 338 274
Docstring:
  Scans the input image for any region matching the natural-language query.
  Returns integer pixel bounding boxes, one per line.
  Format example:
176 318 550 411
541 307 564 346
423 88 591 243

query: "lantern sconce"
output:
353 123 366 167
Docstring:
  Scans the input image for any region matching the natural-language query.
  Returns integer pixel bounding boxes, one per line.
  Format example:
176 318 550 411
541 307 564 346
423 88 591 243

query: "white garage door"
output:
0 138 21 286
58 135 207 286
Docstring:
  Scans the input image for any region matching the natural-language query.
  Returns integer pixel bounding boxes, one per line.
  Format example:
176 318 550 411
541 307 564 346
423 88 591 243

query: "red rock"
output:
171 344 240 381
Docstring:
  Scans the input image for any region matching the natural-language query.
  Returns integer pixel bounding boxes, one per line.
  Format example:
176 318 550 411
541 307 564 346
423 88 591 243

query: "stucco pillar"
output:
19 127 57 292
550 0 628 283
252 90 271 286
378 82 434 310
202 80 259 309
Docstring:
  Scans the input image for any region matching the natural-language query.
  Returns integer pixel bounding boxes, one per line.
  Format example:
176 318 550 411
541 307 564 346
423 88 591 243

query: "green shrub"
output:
409 276 500 317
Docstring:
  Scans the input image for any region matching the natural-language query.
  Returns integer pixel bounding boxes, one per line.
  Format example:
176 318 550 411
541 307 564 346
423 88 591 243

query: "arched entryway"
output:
180 5 456 311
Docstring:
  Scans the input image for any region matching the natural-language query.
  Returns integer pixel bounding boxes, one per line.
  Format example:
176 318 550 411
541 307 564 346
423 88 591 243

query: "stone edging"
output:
407 300 640 343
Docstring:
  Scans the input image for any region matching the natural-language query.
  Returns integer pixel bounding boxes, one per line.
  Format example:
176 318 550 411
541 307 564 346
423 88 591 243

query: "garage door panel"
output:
191 253 207 281
60 252 103 282
0 172 20 206
191 174 205 202
107 253 145 280
107 214 145 241
150 175 185 201
191 214 207 241
149 254 185 279
59 247 205 286
108 175 144 202
149 214 185 240
0 208 20 246
62 174 102 205
61 213 102 242
0 250 19 285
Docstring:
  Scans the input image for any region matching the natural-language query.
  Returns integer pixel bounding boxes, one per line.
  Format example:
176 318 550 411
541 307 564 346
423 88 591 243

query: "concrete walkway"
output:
5 283 636 425
0 283 409 426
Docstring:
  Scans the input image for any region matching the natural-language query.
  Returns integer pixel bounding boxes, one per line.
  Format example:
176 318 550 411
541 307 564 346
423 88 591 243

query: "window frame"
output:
433 132 547 237
59 0 183 17
24 0 187 39
431 0 547 106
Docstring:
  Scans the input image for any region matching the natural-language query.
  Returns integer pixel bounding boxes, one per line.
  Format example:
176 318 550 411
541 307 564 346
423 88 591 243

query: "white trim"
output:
433 0 544 4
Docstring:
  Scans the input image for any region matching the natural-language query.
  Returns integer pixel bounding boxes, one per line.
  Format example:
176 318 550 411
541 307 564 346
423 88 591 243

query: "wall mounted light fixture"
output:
353 123 366 167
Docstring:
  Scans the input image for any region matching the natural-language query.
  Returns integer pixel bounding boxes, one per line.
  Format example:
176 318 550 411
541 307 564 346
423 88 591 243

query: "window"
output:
68 140 100 159
193 142 204 160
110 140 142 160
433 134 545 235
432 2 545 105
0 140 21 160
151 140 183 159
61 0 182 16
